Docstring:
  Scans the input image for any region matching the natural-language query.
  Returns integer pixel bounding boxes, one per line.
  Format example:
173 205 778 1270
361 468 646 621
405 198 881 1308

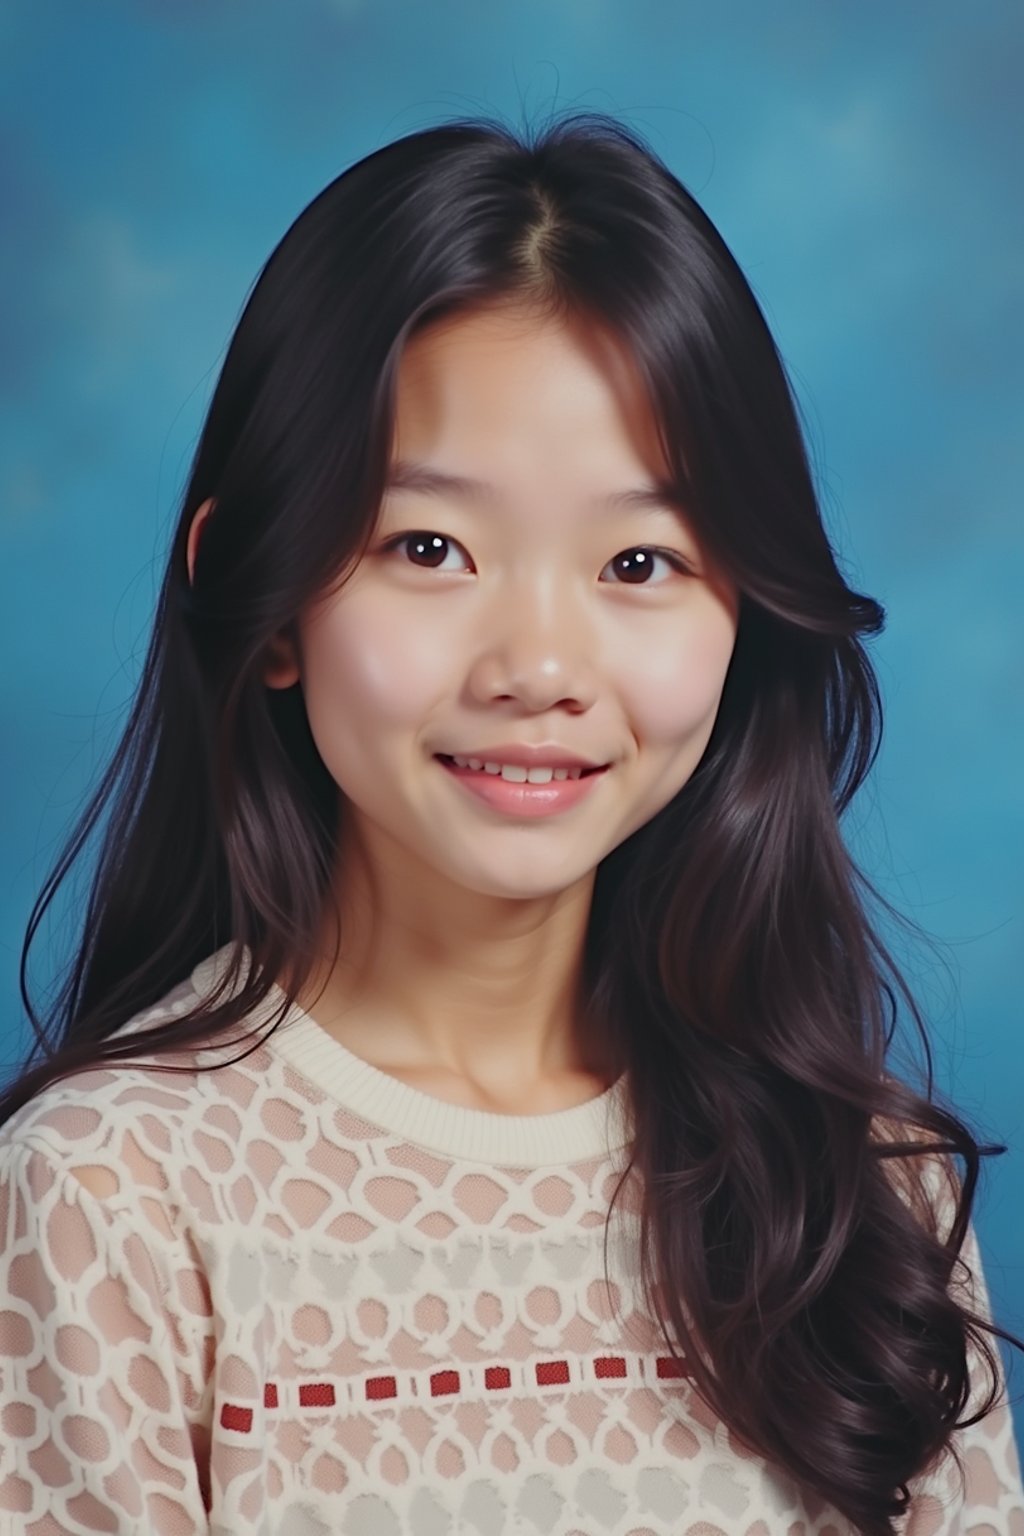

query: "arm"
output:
0 1139 212 1534
902 1163 1024 1533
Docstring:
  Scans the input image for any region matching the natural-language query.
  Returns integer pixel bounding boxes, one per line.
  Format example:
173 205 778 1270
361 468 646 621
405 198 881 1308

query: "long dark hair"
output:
4 111 1020 1535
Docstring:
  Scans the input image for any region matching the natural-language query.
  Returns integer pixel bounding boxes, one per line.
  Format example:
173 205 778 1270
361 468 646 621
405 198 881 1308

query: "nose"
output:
469 573 599 713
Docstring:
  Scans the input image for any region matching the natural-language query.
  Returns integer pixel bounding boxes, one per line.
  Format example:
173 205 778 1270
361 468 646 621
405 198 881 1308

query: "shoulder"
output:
0 952 270 1215
869 1106 960 1242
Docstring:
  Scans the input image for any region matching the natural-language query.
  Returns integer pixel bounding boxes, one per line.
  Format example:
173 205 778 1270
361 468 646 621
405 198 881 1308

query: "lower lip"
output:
435 756 610 818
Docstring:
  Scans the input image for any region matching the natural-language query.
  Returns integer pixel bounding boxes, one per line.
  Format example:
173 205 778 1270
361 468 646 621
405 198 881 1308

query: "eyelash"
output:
377 531 695 584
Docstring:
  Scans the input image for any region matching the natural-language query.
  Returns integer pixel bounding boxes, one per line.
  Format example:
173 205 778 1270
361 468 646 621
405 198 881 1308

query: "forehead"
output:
391 300 671 485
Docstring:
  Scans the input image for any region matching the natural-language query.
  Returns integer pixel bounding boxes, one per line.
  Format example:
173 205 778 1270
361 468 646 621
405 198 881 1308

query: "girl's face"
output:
269 300 739 902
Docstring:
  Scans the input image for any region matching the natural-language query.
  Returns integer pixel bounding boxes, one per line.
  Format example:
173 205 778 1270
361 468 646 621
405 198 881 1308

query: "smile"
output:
439 754 604 783
434 755 610 818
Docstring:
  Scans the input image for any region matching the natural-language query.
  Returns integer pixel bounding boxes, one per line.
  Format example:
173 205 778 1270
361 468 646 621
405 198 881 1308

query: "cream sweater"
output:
0 944 1021 1534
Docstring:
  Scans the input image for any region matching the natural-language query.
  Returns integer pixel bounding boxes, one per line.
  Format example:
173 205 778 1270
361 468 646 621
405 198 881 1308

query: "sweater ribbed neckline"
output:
191 944 632 1166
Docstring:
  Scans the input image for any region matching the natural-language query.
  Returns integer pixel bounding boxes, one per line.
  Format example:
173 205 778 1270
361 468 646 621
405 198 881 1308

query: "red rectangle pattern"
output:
535 1360 571 1385
299 1383 337 1407
594 1356 627 1378
365 1375 398 1400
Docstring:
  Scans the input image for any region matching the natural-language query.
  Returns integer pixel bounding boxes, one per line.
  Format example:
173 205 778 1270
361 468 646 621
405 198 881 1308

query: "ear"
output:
186 497 216 586
264 627 301 690
186 497 300 688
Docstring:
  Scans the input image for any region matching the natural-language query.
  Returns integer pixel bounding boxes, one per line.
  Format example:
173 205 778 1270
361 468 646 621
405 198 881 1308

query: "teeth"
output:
450 755 583 782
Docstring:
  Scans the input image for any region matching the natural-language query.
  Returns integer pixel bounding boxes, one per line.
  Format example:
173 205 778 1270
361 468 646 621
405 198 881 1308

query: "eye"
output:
599 547 693 585
380 531 471 572
378 531 694 584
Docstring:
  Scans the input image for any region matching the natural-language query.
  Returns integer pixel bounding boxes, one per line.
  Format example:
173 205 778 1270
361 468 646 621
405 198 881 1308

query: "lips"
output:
435 754 606 777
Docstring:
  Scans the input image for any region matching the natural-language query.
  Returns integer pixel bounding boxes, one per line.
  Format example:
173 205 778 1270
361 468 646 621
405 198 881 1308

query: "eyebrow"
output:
383 459 690 517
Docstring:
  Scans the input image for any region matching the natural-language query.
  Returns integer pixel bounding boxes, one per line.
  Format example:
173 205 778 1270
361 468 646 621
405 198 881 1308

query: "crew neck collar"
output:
191 944 632 1167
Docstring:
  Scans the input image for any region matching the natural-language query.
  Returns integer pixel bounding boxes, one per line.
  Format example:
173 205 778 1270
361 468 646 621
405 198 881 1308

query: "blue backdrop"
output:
2 0 1021 1453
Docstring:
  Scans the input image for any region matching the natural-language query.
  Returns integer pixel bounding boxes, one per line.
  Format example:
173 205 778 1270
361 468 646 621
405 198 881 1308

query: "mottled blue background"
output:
2 0 1021 1446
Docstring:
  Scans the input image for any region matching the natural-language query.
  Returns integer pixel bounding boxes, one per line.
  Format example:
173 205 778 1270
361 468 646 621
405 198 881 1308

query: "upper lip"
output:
438 743 609 770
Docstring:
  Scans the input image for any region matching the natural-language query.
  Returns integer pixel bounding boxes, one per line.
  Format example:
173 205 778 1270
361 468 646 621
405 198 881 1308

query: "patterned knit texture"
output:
0 944 1021 1535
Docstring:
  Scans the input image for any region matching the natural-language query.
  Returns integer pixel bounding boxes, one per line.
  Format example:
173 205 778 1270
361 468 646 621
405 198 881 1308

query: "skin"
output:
187 300 740 1114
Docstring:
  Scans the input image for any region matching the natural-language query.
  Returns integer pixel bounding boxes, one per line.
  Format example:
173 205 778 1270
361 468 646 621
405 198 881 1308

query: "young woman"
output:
1 113 1021 1536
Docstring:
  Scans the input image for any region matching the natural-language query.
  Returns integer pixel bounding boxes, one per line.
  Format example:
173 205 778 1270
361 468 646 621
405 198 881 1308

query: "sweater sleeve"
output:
903 1187 1024 1533
0 1138 212 1534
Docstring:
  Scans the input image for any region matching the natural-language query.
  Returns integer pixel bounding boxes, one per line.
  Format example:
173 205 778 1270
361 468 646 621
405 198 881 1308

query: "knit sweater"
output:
1 946 1021 1535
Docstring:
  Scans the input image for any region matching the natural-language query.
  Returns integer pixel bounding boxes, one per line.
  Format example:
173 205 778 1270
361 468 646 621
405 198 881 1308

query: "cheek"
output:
299 592 446 740
613 605 737 749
